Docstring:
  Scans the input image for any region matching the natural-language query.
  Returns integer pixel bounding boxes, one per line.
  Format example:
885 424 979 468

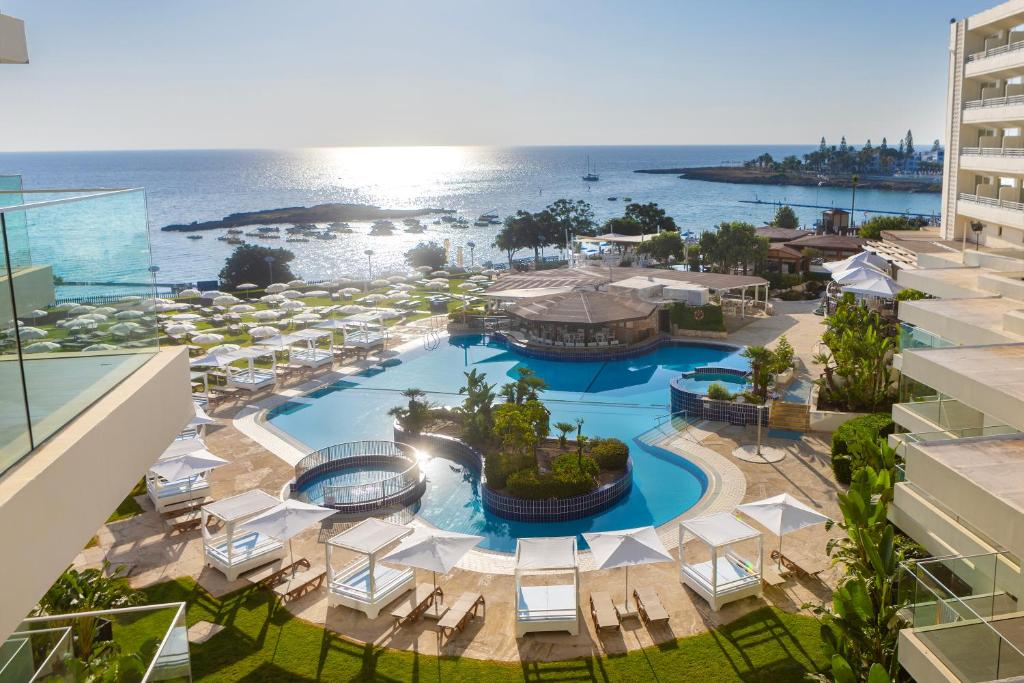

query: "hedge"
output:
589 438 629 470
670 303 725 332
505 454 598 500
831 413 895 484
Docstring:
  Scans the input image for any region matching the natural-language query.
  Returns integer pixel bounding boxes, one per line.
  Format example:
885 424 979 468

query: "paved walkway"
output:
74 306 844 662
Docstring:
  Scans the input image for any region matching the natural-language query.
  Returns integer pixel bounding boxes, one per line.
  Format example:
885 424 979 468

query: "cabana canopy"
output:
516 536 578 571
842 274 902 298
824 250 889 273
331 518 411 555
326 518 416 619
202 490 286 581
514 536 580 637
204 489 279 523
681 512 761 547
679 513 763 612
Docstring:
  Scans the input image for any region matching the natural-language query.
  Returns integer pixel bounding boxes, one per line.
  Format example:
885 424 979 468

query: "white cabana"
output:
831 264 884 285
239 499 334 567
288 328 334 367
514 536 579 637
380 529 483 619
583 526 673 617
841 274 903 299
201 490 286 581
146 438 225 513
221 347 277 391
736 494 829 571
679 513 763 612
326 518 415 619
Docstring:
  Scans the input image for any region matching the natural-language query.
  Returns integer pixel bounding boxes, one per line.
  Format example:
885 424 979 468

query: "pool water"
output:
675 372 749 395
267 335 747 552
300 464 409 506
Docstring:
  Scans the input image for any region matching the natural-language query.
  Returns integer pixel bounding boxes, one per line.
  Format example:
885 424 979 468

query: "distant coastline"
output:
161 203 453 232
634 166 941 193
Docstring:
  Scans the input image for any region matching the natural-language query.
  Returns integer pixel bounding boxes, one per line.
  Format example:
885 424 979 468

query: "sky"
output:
0 0 1001 151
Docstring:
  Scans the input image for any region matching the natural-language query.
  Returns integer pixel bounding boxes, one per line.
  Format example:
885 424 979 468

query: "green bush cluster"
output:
589 438 629 470
484 451 535 490
831 413 895 484
763 272 804 290
505 454 598 499
670 303 726 332
706 382 734 401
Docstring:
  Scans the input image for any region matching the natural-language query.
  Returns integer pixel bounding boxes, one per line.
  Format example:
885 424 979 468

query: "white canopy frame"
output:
201 490 286 581
145 437 215 513
220 347 277 392
514 536 580 637
679 513 763 612
325 518 415 619
257 329 334 368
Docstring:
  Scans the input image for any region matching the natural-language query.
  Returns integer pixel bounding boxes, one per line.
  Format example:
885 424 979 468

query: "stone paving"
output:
74 303 845 662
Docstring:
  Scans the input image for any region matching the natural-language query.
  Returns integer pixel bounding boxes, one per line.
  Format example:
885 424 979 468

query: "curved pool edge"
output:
235 332 749 574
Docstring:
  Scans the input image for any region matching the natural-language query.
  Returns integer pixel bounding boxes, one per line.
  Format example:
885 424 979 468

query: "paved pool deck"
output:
74 302 844 662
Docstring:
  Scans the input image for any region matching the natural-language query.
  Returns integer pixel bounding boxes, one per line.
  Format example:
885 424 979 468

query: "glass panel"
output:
0 202 31 472
900 322 955 351
0 189 158 474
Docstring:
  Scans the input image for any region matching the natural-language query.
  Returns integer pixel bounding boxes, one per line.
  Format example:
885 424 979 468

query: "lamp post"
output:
263 255 274 285
364 249 374 292
970 221 983 251
849 174 859 234
467 241 476 268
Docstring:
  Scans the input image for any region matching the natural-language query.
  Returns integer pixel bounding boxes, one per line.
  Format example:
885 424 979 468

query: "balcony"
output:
899 552 1024 682
1 602 190 681
960 146 1024 174
0 189 161 476
957 193 1024 230
965 38 1024 79
968 40 1024 64
963 95 1024 125
899 322 955 352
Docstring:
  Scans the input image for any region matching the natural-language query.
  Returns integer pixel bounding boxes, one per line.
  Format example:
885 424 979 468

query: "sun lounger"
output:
164 510 202 534
160 496 214 518
438 592 485 640
589 592 620 632
773 549 830 577
632 587 669 626
390 583 444 627
273 568 326 602
761 565 788 588
244 558 311 589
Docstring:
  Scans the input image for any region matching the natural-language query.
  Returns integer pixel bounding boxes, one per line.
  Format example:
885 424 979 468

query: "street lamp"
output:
263 255 274 285
467 241 476 267
970 221 984 251
849 174 859 234
364 249 374 292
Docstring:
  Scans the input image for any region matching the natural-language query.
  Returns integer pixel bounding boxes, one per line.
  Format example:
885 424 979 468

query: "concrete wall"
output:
0 348 191 641
900 300 1022 346
0 265 55 325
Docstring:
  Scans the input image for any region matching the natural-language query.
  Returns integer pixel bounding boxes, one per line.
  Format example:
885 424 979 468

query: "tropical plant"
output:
625 202 678 234
858 215 919 240
387 388 435 435
553 421 576 449
706 382 734 401
499 367 547 405
589 437 629 469
404 241 447 270
34 563 143 659
520 399 551 457
698 221 769 274
813 295 897 412
60 638 159 683
686 244 701 271
773 334 794 373
457 369 497 446
741 345 775 404
218 244 297 289
491 402 538 458
546 198 597 239
600 216 644 236
636 230 685 263
894 288 925 302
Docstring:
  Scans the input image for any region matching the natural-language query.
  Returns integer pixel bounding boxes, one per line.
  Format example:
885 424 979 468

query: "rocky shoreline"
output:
161 202 454 232
634 166 941 193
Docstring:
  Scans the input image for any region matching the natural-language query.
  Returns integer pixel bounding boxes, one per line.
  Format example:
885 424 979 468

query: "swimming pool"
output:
266 335 748 552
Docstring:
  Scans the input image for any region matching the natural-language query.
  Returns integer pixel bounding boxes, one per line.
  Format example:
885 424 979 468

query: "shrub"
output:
763 272 803 290
552 452 600 481
484 451 535 489
505 464 595 499
670 303 726 332
895 288 926 302
831 413 895 484
706 382 734 401
773 335 794 372
219 244 297 289
589 438 629 470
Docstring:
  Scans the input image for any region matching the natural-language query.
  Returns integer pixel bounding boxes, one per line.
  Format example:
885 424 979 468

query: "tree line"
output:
746 130 943 176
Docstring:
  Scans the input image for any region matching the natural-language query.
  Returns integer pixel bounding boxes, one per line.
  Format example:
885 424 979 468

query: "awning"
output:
516 536 578 571
680 512 760 548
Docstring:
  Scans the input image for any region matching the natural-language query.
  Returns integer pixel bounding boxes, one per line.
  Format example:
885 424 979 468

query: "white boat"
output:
582 156 599 182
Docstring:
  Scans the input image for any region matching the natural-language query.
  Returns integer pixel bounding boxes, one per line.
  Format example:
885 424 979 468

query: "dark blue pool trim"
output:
292 443 426 514
670 373 768 426
394 425 633 523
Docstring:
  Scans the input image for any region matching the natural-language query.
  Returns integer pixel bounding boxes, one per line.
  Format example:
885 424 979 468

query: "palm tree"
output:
554 422 575 449
741 345 775 404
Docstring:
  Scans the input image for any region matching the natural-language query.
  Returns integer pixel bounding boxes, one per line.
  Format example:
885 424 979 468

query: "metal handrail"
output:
964 93 1024 109
958 192 1024 211
294 439 418 480
0 188 143 214
961 146 1024 157
967 39 1024 62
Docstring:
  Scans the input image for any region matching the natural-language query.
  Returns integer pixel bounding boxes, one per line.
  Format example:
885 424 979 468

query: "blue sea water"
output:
268 334 748 552
0 146 940 287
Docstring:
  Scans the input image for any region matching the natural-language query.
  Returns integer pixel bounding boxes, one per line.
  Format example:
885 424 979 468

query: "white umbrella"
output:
481 269 498 276
149 448 228 501
339 287 361 297
115 310 144 320
250 326 280 338
239 499 334 567
339 305 366 315
387 275 407 283
583 526 673 614
824 251 889 273
252 309 282 320
287 279 306 287
171 313 202 321
431 271 450 278
213 295 241 306
380 528 483 614
360 294 387 305
266 283 288 294
832 264 883 285
279 300 305 311
280 290 303 299
305 290 329 298
22 309 48 320
236 283 259 290
292 312 321 323
424 281 447 290
842 274 903 299
192 333 225 345
79 313 109 323
164 323 196 336
456 281 477 289
260 294 285 304
736 494 830 570
207 343 241 355
24 341 60 353
370 278 390 288
17 327 48 340
83 343 118 352
68 305 95 316
230 304 256 313
178 288 202 298
415 265 433 274
189 403 215 427
110 322 144 336
95 307 117 315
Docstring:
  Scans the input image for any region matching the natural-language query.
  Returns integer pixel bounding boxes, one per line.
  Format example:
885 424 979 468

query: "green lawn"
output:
142 579 826 682
106 478 147 523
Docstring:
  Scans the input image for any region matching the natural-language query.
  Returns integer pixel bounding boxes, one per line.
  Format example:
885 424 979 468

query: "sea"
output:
0 146 941 286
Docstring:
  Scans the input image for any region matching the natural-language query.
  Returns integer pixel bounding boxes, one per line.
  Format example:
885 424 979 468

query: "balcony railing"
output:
958 192 1024 212
967 39 1024 63
893 425 1021 458
961 146 1024 157
0 188 159 477
964 94 1024 109
1 602 190 681
899 323 954 352
900 552 1024 682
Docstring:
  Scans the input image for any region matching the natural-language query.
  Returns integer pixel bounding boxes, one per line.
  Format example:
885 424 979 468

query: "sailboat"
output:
582 155 599 182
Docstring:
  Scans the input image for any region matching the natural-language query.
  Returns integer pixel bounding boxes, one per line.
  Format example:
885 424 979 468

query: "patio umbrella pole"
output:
624 565 630 613
777 535 783 572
